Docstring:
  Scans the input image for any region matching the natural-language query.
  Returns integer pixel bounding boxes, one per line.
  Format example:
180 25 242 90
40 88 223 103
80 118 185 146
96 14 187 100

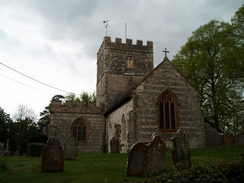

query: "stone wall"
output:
96 36 154 108
131 59 206 148
106 99 133 153
49 100 104 152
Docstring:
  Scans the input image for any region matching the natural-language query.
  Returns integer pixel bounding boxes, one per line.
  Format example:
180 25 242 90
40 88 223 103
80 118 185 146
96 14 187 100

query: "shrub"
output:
27 143 44 157
145 157 244 183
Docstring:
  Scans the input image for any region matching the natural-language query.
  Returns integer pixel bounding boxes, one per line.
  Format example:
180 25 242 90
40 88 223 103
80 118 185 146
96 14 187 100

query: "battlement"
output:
50 100 103 114
97 36 153 58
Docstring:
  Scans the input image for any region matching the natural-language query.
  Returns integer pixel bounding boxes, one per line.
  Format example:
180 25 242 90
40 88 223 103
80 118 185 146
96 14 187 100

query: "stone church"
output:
47 36 206 153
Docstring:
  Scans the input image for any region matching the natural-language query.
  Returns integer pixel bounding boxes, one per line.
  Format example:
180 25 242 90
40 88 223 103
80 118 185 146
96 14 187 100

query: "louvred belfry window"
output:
71 118 88 143
158 90 179 132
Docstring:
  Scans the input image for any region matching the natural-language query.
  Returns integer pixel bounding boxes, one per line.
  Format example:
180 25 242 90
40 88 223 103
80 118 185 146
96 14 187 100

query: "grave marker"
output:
171 129 191 168
41 137 64 172
126 142 146 176
64 136 77 160
110 136 120 153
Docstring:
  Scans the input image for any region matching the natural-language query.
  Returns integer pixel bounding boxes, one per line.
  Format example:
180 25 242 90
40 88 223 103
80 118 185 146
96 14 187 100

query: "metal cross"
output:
163 48 169 58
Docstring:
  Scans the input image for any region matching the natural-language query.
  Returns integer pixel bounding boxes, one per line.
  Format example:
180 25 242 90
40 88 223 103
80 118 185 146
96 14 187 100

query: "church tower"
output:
96 37 154 108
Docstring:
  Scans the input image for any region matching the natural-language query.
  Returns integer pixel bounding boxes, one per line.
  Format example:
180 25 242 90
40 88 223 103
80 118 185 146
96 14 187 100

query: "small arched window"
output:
158 90 179 132
71 118 88 143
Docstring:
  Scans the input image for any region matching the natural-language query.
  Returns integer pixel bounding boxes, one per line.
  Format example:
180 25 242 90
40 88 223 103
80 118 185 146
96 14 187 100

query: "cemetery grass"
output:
0 145 243 183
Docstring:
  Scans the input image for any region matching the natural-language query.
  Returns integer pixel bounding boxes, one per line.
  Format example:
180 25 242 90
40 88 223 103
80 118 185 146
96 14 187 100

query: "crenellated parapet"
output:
97 36 153 59
50 100 104 114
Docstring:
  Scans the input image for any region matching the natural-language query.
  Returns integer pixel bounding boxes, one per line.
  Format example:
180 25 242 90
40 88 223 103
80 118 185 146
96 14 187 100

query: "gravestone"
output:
238 132 244 145
126 142 147 176
0 143 4 157
126 134 166 176
110 136 120 153
64 136 77 160
41 137 64 172
146 135 166 175
171 129 191 168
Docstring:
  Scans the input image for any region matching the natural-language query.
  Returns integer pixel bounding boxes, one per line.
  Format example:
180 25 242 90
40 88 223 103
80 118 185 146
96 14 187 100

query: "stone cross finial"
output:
163 48 169 58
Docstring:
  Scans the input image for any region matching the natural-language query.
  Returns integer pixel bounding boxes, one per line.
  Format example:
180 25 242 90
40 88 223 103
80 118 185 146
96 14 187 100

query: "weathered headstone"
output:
110 136 120 153
0 143 4 157
126 134 166 176
41 137 64 172
64 136 77 160
146 135 166 175
171 129 191 168
126 142 147 176
4 139 11 156
224 133 234 145
238 132 244 145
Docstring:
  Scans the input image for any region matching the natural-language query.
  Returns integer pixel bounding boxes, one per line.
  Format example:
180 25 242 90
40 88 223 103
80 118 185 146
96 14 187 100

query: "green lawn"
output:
0 145 243 183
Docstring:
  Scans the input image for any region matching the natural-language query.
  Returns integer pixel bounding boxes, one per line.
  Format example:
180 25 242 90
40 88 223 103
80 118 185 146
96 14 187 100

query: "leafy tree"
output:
10 105 39 154
0 107 12 145
37 106 50 133
172 5 244 136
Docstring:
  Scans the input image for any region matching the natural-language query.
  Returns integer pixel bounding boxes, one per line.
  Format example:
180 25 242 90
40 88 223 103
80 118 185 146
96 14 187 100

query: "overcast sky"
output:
0 0 243 118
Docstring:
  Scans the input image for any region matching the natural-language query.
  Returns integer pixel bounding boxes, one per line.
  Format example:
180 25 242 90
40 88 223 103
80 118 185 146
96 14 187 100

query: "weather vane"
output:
103 20 109 36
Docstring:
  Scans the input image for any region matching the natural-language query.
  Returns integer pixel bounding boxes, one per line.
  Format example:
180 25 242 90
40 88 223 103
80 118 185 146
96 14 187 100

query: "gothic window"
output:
158 90 179 132
71 118 88 143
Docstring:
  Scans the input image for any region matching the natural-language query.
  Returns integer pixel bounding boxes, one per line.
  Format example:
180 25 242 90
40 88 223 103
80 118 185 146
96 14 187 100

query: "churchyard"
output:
0 145 243 183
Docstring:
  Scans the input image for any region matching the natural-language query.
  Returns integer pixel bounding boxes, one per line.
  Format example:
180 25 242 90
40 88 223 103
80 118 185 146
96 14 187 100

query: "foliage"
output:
61 91 96 106
8 105 39 155
172 5 244 136
37 105 51 133
145 156 244 183
12 105 37 122
27 143 44 157
114 123 122 137
0 107 12 145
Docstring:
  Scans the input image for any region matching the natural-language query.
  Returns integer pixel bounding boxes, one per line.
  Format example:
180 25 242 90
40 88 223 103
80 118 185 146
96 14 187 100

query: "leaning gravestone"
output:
126 142 147 176
110 136 120 153
0 143 4 157
146 135 166 175
64 136 77 160
41 137 64 172
171 129 192 168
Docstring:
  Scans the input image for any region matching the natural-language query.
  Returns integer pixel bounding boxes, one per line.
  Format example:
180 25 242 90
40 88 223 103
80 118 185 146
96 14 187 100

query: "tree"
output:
10 105 39 155
13 105 37 122
172 6 244 136
37 106 50 133
0 107 12 145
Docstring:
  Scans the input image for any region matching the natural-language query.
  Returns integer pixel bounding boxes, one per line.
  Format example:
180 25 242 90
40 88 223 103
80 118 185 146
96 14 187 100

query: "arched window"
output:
158 90 179 132
71 118 88 143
